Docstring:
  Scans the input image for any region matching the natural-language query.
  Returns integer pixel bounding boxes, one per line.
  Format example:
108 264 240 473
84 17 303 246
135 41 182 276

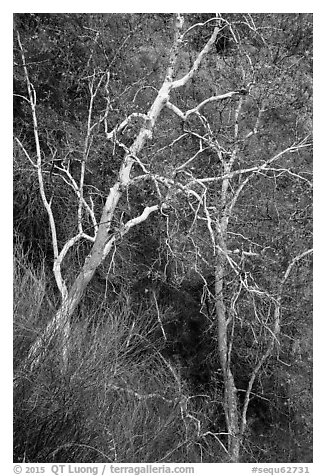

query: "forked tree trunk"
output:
19 16 221 375
26 118 162 372
27 240 106 371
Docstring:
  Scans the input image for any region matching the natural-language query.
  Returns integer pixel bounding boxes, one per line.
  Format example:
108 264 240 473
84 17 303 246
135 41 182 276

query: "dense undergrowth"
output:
13 243 226 463
13 242 312 463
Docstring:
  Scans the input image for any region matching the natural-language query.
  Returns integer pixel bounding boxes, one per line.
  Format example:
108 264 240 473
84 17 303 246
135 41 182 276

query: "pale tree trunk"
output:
26 115 165 372
18 15 221 374
212 139 241 460
214 246 240 462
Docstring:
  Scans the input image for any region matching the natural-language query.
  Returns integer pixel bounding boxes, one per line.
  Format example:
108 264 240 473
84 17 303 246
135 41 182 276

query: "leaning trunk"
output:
23 70 172 374
25 200 120 372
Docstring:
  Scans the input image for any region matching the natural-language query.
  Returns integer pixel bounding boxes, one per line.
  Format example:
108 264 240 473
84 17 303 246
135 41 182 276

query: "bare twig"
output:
152 290 167 340
239 248 313 436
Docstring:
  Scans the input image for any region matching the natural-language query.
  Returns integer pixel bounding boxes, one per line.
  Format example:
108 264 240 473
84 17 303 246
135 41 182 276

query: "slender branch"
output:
166 91 241 121
239 248 313 436
244 100 267 139
79 71 105 234
175 143 207 172
102 204 164 259
188 92 242 119
281 249 313 287
14 137 37 168
165 101 187 120
171 24 220 89
152 290 167 341
105 112 149 141
189 141 312 185
165 13 185 83
53 234 88 300
58 168 98 233
182 17 221 37
264 167 313 187
16 31 66 297
13 93 30 104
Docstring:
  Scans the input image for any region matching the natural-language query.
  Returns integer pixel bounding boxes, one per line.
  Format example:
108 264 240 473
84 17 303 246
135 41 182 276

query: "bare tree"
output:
15 15 223 370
